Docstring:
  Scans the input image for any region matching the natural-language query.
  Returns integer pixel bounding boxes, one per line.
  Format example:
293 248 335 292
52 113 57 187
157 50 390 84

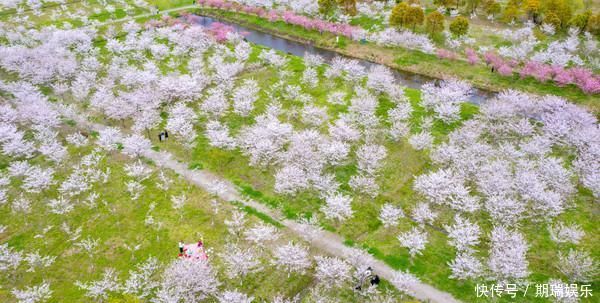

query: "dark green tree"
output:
569 11 591 32
407 6 425 30
337 0 357 16
449 16 469 36
318 0 337 16
426 11 445 34
390 2 410 27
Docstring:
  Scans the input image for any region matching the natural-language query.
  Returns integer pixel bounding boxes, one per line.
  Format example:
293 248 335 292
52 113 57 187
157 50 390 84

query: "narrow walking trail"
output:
58 107 461 303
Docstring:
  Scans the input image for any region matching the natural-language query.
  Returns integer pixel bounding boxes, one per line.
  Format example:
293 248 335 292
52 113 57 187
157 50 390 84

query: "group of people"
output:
354 267 380 291
158 130 169 141
177 239 208 260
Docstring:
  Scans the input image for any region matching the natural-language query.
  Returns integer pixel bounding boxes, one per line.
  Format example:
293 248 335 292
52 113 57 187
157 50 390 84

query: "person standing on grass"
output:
164 130 169 140
178 240 184 254
370 275 380 286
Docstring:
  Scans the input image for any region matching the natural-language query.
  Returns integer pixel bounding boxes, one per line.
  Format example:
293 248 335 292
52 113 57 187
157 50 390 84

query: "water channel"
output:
191 14 494 104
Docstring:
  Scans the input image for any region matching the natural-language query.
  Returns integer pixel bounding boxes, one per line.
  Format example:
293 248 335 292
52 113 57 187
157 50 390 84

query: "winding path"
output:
55 5 462 302
57 106 461 303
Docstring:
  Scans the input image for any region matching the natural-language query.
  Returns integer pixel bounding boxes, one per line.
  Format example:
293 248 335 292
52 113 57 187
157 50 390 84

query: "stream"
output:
191 14 494 104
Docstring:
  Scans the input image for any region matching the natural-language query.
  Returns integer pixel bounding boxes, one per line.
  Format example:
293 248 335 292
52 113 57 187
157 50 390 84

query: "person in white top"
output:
178 240 184 254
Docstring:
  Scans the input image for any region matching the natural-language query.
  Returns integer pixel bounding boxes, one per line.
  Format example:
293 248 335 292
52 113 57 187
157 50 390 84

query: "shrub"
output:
587 13 600 36
465 48 479 65
544 12 562 29
449 16 469 36
407 6 425 30
318 0 337 16
502 2 521 23
497 64 513 76
437 49 458 60
390 2 410 28
483 0 501 17
569 11 591 32
426 11 445 34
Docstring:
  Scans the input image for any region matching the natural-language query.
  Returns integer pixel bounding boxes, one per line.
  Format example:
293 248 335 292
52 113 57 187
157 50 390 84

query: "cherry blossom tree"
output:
397 227 428 258
328 117 360 142
420 79 472 123
75 268 121 302
557 249 597 282
218 243 262 280
367 65 396 94
201 88 229 117
271 242 311 276
166 103 198 147
237 108 293 167
304 53 324 67
0 243 22 272
301 105 329 127
414 169 480 213
355 144 387 176
122 134 152 158
302 67 319 88
154 258 220 303
232 79 260 116
444 215 481 252
218 290 254 303
205 120 237 150
348 174 379 197
548 223 585 245
12 195 32 214
125 181 146 201
314 256 352 289
390 270 420 297
97 127 123 151
23 250 56 272
387 102 412 140
411 202 438 226
224 211 247 237
11 282 52 303
448 252 484 280
347 88 379 130
21 166 54 193
378 203 404 228
487 226 529 282
244 223 280 247
321 193 353 222
123 257 161 300
408 131 434 150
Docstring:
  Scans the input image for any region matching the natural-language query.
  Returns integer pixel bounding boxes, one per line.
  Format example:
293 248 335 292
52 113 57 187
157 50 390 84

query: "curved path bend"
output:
58 107 461 303
60 7 460 301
